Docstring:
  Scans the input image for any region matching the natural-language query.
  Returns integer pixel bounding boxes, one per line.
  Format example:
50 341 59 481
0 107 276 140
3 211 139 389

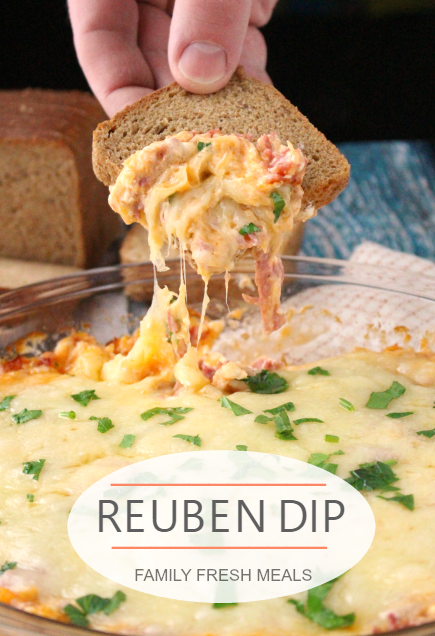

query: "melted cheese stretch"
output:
108 131 309 279
1 349 435 634
108 132 313 335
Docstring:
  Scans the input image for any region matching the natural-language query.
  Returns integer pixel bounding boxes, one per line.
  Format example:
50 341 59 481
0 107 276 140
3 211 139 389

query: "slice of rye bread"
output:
93 67 350 211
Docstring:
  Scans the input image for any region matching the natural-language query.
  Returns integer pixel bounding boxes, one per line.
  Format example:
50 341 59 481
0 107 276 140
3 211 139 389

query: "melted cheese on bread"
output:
108 131 311 334
109 131 308 278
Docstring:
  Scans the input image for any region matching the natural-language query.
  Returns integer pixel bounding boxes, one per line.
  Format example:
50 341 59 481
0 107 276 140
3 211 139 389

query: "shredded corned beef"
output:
256 132 307 185
251 356 284 371
243 250 285 334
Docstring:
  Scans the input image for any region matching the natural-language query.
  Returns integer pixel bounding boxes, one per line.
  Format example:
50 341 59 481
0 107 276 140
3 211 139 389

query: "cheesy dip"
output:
1 291 435 635
109 130 313 334
1 129 434 636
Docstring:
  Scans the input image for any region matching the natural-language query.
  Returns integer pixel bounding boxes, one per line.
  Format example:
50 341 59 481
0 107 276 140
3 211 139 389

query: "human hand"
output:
68 0 279 117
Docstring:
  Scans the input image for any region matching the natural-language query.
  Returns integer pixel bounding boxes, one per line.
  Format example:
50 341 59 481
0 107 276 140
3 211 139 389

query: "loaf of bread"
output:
0 89 120 267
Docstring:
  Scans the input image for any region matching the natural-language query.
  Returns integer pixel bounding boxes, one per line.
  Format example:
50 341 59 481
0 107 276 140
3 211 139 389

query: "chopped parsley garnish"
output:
254 414 275 424
346 460 398 491
417 428 435 438
325 434 339 443
236 445 248 451
220 396 252 416
90 416 114 433
242 370 288 394
308 366 330 376
239 223 261 236
386 411 413 418
77 592 123 615
173 434 201 447
213 603 238 609
64 591 126 627
366 381 406 409
168 193 176 202
0 395 15 411
294 417 324 425
308 451 344 475
64 604 89 627
339 398 354 412
98 418 114 433
289 576 355 629
70 389 100 407
377 493 415 511
27 494 34 502
274 410 297 441
270 191 285 223
12 408 42 424
59 411 76 420
141 407 193 426
22 459 45 481
197 141 211 151
346 459 414 509
0 561 17 575
265 401 295 415
120 434 136 448
254 408 297 440
102 590 127 615
383 459 398 466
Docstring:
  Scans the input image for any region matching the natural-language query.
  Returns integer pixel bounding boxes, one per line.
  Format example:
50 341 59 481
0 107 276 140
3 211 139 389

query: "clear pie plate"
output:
0 255 435 636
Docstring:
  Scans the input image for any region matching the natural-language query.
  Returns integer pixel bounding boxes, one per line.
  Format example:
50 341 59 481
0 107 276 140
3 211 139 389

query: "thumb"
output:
168 0 253 94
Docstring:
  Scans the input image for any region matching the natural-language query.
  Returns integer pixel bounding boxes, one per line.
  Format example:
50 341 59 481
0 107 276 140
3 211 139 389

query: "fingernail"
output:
178 42 227 85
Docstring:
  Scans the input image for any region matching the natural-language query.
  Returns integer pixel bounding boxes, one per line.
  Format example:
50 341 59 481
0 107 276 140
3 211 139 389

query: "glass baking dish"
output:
1 255 435 636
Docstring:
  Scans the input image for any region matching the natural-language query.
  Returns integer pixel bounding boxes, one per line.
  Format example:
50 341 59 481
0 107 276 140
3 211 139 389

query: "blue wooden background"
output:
301 141 435 259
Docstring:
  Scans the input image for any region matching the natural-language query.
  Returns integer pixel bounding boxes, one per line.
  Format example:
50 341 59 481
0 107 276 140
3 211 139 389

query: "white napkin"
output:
216 242 435 366
351 241 435 277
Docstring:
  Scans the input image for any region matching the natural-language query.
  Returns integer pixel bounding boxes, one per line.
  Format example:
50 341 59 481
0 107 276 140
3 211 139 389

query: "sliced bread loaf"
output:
0 89 120 267
93 66 349 211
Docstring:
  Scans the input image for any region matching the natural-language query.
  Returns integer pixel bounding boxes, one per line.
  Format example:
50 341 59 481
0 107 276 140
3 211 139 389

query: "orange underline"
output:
112 546 327 550
109 483 327 487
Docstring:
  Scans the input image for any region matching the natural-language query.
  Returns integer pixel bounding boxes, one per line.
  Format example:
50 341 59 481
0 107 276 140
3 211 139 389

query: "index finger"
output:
68 0 154 115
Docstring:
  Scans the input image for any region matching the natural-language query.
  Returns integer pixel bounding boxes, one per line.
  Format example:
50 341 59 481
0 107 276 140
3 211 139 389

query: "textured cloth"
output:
351 241 435 276
215 241 435 366
279 241 435 362
302 141 435 259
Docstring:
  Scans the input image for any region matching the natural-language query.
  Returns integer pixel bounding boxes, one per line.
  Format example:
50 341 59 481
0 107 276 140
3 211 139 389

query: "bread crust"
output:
93 67 349 210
